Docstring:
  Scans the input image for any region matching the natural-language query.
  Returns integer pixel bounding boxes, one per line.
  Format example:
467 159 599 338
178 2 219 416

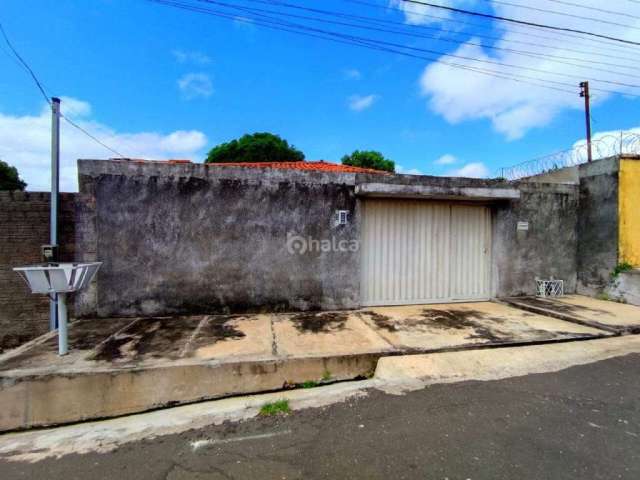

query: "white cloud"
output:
417 1 640 139
178 73 213 99
447 162 489 178
0 98 208 192
434 154 457 165
171 49 211 65
233 16 256 29
390 0 461 25
344 68 362 80
397 165 424 175
348 94 379 112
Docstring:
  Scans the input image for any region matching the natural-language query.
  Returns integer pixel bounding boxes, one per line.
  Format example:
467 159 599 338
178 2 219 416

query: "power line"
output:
151 0 640 98
400 0 640 46
253 0 640 65
501 0 640 21
0 22 50 105
345 0 640 54
474 0 640 28
188 0 640 90
211 0 640 76
1 20 126 158
152 0 575 93
61 115 125 158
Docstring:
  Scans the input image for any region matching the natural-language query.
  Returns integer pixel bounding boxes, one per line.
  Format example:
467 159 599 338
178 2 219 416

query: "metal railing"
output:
500 132 640 180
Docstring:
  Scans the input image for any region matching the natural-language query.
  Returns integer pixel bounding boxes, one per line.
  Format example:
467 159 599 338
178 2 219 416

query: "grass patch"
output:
612 262 633 278
259 399 291 416
301 380 319 389
321 370 332 382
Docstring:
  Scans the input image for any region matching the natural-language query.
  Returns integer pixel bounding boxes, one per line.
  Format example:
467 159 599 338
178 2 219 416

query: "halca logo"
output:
286 232 359 254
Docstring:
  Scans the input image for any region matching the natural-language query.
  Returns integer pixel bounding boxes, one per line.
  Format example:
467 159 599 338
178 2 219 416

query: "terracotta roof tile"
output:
110 159 390 174
205 160 389 174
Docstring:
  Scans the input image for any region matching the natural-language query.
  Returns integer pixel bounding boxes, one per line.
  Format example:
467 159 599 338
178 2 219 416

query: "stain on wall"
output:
80 162 361 317
576 158 620 295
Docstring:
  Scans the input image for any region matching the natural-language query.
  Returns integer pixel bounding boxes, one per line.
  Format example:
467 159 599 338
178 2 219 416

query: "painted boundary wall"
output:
619 159 640 267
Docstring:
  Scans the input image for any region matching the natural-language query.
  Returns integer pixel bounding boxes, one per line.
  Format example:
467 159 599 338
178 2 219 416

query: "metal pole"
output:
57 292 68 355
50 97 61 330
579 82 592 163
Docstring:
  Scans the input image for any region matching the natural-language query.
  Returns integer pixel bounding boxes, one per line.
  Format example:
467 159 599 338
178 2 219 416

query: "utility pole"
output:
49 97 61 330
579 81 592 163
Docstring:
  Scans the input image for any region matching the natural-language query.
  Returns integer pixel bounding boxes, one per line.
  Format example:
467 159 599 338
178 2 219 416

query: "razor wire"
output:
500 132 640 180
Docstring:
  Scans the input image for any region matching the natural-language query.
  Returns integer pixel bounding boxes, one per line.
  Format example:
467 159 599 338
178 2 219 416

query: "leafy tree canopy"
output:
341 150 395 173
205 132 305 163
0 160 27 191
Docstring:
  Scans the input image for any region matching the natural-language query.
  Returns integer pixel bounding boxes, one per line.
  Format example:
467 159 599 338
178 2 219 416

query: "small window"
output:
336 210 349 226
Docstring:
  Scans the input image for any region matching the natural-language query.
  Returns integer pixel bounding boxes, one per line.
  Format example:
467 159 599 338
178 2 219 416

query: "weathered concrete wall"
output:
77 160 586 316
0 192 77 352
576 157 620 295
523 165 579 185
606 270 640 306
493 183 579 297
78 160 361 317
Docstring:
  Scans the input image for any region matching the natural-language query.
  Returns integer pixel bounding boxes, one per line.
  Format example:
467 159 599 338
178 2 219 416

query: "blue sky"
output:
1 0 638 191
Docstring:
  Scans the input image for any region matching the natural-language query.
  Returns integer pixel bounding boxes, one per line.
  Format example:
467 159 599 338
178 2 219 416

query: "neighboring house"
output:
525 154 640 303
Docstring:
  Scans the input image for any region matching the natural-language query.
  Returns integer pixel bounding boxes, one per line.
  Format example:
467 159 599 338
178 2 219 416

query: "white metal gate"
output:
360 199 491 306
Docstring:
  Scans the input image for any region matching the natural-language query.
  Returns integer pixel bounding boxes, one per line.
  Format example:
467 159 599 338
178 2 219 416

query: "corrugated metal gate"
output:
360 199 492 306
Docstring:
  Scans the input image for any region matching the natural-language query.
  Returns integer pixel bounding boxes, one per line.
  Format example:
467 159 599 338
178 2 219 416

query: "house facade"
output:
73 158 581 317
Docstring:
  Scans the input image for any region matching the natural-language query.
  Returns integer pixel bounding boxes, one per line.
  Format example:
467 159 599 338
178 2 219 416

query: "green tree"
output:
0 160 27 191
205 132 305 163
341 150 395 173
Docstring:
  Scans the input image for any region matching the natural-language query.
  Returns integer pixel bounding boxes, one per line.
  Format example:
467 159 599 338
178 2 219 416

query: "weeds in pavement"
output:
259 399 291 416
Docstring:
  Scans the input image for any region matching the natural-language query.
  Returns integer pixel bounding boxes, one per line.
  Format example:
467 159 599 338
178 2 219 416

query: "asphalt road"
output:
3 354 640 480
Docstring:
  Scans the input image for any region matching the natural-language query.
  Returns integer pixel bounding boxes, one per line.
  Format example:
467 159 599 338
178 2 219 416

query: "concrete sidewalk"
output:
0 300 614 431
502 294 640 334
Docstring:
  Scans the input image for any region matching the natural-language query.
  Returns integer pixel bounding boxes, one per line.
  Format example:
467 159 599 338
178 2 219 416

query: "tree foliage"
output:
341 150 395 173
0 160 27 191
205 132 305 164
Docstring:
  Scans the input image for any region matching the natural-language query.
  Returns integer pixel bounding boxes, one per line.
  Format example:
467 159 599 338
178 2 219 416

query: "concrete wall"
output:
78 160 361 317
606 270 640 306
493 183 579 297
76 160 581 317
0 192 77 352
576 157 620 295
619 158 640 267
523 165 579 185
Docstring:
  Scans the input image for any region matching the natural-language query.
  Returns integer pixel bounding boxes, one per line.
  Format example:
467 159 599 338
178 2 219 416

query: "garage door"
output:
360 199 492 306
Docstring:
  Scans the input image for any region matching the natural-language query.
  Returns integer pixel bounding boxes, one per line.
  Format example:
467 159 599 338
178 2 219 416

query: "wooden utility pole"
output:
580 81 592 162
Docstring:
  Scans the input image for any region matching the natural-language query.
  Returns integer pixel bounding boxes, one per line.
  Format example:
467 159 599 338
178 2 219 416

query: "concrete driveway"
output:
0 298 618 431
357 301 605 352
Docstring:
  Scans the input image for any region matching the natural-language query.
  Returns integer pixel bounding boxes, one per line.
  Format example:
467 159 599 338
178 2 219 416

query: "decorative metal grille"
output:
536 279 564 298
